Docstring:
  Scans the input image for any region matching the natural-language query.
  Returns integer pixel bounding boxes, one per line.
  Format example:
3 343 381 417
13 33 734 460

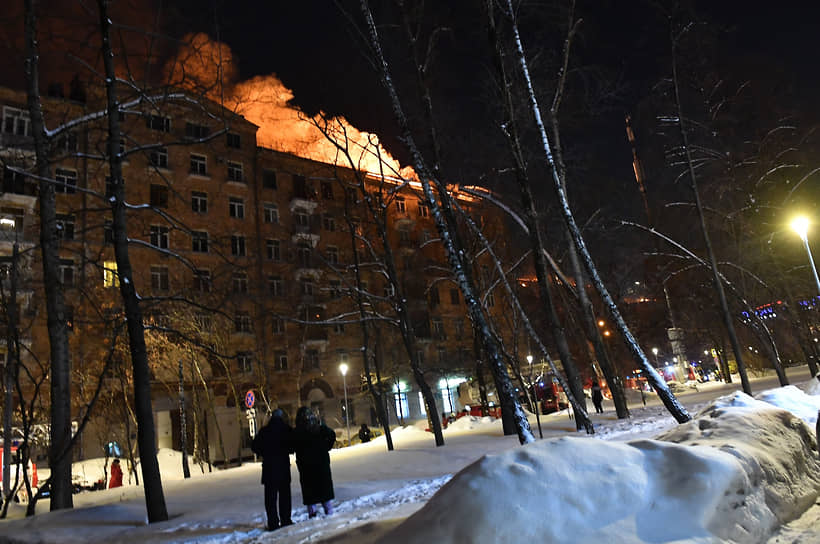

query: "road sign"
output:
245 390 255 409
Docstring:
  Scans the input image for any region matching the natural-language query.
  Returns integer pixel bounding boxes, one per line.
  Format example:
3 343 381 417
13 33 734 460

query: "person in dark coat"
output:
291 407 336 518
108 458 123 489
358 423 372 443
591 382 604 414
251 409 294 531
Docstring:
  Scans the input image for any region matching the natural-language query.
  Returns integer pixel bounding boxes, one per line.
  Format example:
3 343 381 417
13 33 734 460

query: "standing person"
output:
591 381 604 414
108 458 123 489
358 423 372 443
292 407 336 518
251 409 294 531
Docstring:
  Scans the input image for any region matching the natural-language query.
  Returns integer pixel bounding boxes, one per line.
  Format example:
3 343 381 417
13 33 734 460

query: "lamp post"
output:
651 347 659 366
339 363 351 446
792 216 820 296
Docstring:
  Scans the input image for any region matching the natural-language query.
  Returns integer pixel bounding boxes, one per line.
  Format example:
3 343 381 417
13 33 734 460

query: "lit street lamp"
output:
651 347 659 366
339 363 350 446
791 216 820 296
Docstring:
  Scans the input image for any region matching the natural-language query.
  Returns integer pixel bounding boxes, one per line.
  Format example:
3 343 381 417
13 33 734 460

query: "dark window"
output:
54 168 77 194
272 317 285 334
329 280 341 299
192 231 208 253
189 153 207 176
294 208 309 227
150 225 169 249
263 204 278 224
59 259 75 287
150 184 168 208
234 312 252 333
268 276 283 296
2 106 30 136
227 161 243 182
274 351 288 371
226 132 241 148
233 271 248 293
305 349 320 370
418 201 429 217
231 235 246 256
104 220 114 244
433 318 445 339
194 269 211 292
297 243 311 267
237 352 253 373
396 196 406 213
430 286 440 306
263 169 277 189
266 239 281 261
322 214 335 231
321 181 333 199
293 175 308 198
450 288 460 305
185 122 209 140
56 214 75 240
229 197 244 219
326 247 338 264
151 265 169 291
149 147 169 169
146 114 171 132
191 191 207 213
300 277 314 296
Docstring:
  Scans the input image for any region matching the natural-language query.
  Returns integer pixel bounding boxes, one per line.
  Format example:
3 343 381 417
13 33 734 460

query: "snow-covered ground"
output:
2 370 820 543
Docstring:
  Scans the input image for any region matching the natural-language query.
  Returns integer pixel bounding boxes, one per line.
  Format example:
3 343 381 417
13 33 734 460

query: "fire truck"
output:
532 377 569 414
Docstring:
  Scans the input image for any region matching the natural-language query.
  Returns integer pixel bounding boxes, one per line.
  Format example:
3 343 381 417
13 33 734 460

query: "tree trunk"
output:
499 0 690 423
23 0 74 510
98 0 167 522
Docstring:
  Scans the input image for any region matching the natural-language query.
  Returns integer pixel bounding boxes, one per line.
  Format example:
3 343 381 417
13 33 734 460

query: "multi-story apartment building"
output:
0 85 512 464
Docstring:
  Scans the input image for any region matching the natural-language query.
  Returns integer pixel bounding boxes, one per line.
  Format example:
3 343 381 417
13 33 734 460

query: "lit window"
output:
103 260 118 288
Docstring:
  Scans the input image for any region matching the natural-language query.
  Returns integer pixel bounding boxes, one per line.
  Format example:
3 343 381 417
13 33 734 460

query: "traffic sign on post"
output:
245 390 255 409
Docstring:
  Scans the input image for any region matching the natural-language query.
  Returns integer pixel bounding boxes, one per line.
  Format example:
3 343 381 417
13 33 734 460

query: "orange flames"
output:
169 34 416 180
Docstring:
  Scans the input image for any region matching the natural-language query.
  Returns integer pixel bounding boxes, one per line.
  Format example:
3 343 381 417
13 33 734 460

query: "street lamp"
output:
791 216 820 296
339 363 350 446
651 347 659 366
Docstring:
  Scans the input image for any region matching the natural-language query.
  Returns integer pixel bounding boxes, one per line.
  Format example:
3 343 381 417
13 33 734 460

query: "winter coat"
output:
252 417 293 485
591 384 604 403
109 461 123 489
358 426 372 443
291 423 336 505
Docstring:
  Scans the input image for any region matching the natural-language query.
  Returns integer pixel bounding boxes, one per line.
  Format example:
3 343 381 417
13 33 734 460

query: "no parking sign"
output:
245 390 255 409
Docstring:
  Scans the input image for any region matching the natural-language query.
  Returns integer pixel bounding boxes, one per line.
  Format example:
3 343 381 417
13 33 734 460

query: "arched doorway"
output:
300 378 335 421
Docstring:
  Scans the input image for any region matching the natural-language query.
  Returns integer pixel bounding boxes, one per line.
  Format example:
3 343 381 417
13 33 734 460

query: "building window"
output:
454 318 465 337
151 265 169 291
150 184 168 208
384 283 395 298
194 269 211 292
192 231 208 253
274 351 288 371
191 191 207 213
268 276 283 296
104 220 114 244
322 214 335 231
146 114 171 132
150 225 169 249
226 132 241 148
103 260 118 287
305 349 320 370
326 246 339 265
229 197 244 219
59 259 74 287
486 291 495 308
321 181 334 200
266 239 281 261
429 286 439 306
185 122 209 139
56 213 75 240
2 106 30 136
272 317 285 334
55 131 78 154
234 312 252 333
149 147 169 169
398 226 410 244
300 277 314 296
396 196 406 213
432 318 445 339
189 153 207 176
227 161 243 182
194 313 212 332
231 235 246 256
54 168 77 194
297 243 311 267
294 207 309 227
263 203 279 224
233 271 248 293
333 322 345 334
418 201 429 217
346 187 357 203
329 280 341 299
263 169 277 189
420 230 431 243
450 288 460 305
237 352 253 374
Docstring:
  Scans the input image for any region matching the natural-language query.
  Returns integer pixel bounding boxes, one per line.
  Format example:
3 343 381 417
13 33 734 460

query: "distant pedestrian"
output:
292 407 336 518
358 423 372 443
108 458 123 489
591 382 604 414
251 409 294 531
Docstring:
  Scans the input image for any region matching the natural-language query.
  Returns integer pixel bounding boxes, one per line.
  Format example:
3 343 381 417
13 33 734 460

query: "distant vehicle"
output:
0 444 38 503
534 378 569 414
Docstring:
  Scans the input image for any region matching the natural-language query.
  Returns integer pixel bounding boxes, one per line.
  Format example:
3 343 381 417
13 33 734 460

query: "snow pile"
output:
386 390 820 544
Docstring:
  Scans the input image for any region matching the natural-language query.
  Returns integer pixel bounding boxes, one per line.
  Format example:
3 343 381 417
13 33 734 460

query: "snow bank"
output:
386 390 820 544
